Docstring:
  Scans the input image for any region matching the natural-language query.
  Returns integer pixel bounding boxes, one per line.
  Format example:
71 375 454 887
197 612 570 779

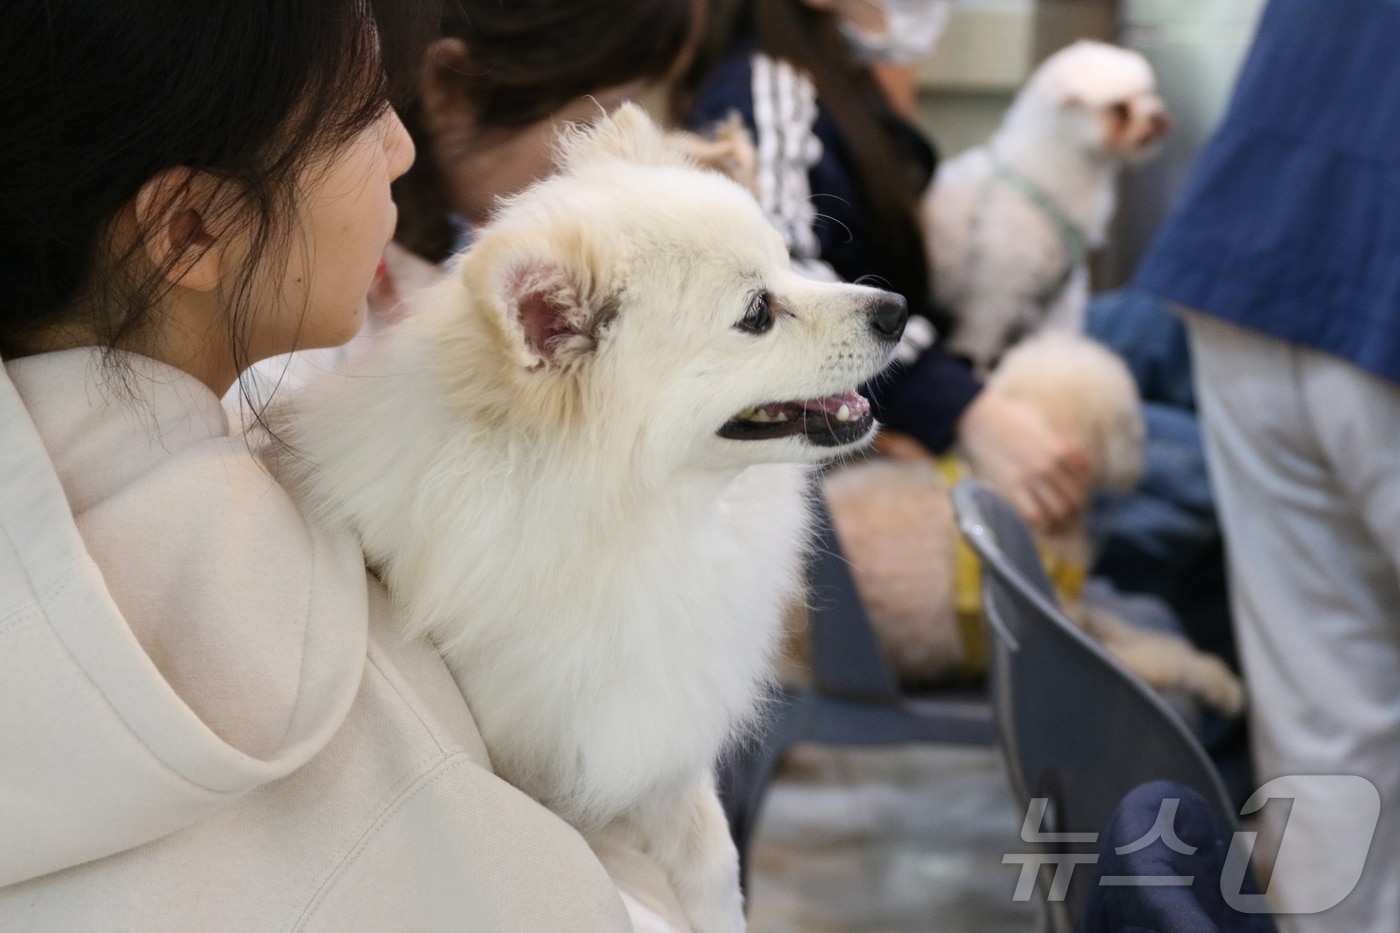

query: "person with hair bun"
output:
394 0 699 262
0 2 689 929
354 0 700 392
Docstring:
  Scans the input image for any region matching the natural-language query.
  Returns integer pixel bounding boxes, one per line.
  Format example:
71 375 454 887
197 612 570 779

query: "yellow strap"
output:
936 457 990 675
932 456 1086 677
933 454 965 489
1044 554 1088 604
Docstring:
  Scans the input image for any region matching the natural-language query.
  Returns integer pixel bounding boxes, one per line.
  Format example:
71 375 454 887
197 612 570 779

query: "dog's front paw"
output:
620 775 747 933
666 798 747 933
682 887 746 933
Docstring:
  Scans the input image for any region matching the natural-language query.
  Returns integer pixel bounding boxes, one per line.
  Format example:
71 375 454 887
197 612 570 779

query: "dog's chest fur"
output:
437 457 811 830
276 325 811 831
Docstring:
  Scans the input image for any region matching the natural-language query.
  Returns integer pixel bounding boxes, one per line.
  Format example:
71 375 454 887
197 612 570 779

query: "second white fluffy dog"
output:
272 104 905 933
924 40 1169 373
824 332 1244 717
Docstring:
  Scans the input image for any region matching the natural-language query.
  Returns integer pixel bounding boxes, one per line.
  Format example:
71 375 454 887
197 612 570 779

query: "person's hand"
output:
872 428 935 462
955 390 1093 534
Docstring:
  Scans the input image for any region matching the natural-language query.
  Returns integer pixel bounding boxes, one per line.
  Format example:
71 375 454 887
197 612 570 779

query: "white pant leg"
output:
1187 313 1400 931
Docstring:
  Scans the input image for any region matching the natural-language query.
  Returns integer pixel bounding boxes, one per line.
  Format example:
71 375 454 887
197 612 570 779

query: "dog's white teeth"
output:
836 404 852 422
736 406 789 423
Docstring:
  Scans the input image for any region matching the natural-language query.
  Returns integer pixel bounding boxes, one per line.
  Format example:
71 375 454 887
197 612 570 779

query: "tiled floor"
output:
745 742 1040 933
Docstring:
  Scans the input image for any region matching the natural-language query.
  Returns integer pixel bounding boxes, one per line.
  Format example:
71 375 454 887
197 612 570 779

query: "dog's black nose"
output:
870 292 908 342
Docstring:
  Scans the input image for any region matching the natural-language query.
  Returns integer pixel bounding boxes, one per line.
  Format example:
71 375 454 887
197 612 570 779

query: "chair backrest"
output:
950 480 1238 920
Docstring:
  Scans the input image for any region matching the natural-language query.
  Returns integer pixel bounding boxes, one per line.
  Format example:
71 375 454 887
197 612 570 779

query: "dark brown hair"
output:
671 0 931 313
0 0 435 367
394 0 698 263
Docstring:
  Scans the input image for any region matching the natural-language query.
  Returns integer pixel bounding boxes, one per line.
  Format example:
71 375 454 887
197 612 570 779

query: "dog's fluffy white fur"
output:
270 104 903 933
824 332 1245 717
923 40 1168 373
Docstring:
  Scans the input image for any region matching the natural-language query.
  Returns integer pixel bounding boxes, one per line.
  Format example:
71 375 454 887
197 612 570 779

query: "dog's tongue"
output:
747 389 870 421
802 389 869 417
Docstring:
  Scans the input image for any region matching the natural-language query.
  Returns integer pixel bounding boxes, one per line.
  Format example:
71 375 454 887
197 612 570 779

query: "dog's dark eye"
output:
738 292 774 335
1110 101 1131 125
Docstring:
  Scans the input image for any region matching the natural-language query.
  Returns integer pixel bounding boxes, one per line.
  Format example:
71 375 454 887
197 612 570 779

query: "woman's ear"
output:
419 37 472 136
132 168 227 293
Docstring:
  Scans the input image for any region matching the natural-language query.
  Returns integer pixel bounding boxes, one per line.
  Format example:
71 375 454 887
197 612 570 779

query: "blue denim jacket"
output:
1135 0 1400 385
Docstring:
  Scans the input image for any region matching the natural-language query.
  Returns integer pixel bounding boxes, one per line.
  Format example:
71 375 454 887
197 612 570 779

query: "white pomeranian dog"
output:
924 40 1169 374
270 104 905 933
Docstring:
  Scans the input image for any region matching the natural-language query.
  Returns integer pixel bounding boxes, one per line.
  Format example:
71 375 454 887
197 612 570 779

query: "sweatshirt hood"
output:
0 349 368 886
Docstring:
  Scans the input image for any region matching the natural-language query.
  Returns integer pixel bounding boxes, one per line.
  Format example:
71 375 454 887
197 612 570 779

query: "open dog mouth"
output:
717 389 873 447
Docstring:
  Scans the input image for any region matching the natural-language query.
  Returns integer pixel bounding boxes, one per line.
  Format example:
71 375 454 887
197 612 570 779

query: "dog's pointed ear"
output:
556 101 691 172
496 258 619 369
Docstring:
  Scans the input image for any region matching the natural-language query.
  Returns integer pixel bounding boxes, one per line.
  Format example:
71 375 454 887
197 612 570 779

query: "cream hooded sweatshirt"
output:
0 349 684 932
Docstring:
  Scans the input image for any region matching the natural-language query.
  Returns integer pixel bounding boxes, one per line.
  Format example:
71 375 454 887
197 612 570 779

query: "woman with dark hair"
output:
393 0 699 264
357 0 699 351
0 1 686 928
672 0 1093 532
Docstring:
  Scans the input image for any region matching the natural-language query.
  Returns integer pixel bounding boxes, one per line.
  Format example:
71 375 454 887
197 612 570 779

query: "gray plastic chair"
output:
724 489 994 888
950 479 1238 930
